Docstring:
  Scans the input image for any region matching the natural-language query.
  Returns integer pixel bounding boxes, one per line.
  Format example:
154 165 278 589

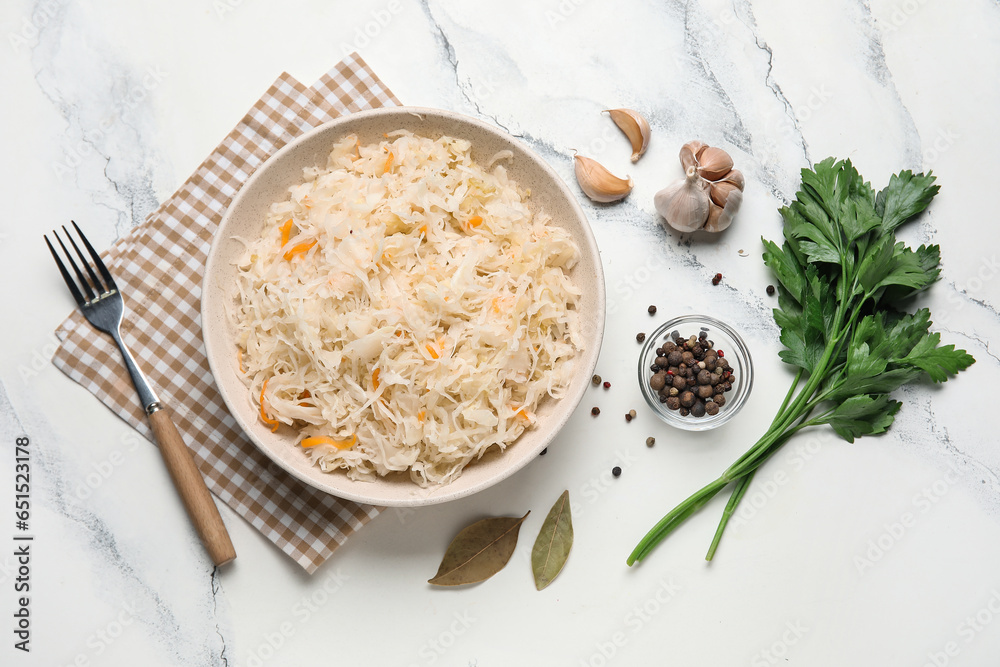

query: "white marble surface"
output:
3 0 1000 664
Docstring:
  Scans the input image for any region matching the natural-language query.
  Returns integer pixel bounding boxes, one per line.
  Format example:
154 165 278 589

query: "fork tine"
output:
54 229 96 302
64 223 106 294
72 220 117 291
44 234 86 307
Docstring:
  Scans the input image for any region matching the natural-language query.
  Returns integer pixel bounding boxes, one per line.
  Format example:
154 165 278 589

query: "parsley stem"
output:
705 471 754 561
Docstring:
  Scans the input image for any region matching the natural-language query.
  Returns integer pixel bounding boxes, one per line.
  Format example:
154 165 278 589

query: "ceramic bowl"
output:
202 107 605 506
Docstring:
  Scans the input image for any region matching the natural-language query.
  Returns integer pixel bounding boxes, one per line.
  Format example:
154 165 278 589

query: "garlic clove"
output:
679 141 707 171
703 188 742 233
654 165 711 233
717 168 745 191
709 180 741 207
697 146 734 181
574 155 633 203
605 109 651 162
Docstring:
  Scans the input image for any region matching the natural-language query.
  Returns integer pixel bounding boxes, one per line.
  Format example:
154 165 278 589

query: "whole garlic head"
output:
654 165 711 232
657 142 745 234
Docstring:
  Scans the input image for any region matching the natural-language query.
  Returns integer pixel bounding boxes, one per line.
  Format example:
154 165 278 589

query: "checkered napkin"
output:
51 53 400 573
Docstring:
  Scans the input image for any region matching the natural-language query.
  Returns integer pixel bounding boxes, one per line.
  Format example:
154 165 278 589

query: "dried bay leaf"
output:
428 512 529 586
531 490 573 590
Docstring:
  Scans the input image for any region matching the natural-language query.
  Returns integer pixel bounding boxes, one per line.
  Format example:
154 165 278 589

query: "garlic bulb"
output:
657 142 745 234
654 165 711 232
605 108 651 162
574 155 633 202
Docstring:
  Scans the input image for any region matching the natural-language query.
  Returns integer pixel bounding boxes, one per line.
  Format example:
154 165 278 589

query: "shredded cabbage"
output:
232 131 582 486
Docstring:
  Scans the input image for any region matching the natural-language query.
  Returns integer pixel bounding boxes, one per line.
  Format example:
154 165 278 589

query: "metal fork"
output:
46 222 236 567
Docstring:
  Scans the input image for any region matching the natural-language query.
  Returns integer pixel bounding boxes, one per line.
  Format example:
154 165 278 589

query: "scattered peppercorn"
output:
591 407 600 416
766 284 775 296
592 374 602 386
624 409 637 422
636 332 646 343
712 272 722 286
612 466 622 477
603 381 611 389
540 448 548 456
648 305 657 315
646 436 655 447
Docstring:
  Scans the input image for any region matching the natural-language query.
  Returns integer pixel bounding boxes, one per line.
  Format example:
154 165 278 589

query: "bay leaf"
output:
428 512 529 586
531 490 573 590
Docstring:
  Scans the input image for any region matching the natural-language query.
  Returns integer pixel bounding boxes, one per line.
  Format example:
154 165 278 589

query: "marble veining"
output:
5 0 1000 664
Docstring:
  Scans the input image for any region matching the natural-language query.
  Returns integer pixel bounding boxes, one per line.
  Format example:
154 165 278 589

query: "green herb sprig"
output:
628 158 975 565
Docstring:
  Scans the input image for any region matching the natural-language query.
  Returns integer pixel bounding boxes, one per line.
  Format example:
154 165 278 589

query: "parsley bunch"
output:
628 158 975 565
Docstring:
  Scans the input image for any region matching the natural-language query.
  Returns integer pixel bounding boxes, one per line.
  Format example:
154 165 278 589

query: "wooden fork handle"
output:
148 407 237 566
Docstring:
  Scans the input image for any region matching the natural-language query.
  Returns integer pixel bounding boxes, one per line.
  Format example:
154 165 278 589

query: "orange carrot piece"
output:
467 215 482 228
283 240 317 260
280 219 293 246
372 368 381 390
259 379 279 432
384 152 394 173
301 435 357 450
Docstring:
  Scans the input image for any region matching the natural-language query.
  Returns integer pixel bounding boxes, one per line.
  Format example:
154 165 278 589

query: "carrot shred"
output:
372 368 381 390
467 215 482 228
301 434 357 450
417 410 426 422
283 240 317 260
279 218 293 247
259 379 279 432
384 152 394 173
426 344 440 360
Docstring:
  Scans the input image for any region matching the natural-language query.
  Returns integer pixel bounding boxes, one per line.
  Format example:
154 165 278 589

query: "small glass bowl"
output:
637 314 754 431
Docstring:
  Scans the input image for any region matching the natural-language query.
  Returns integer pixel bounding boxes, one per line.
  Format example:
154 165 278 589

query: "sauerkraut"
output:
232 131 582 486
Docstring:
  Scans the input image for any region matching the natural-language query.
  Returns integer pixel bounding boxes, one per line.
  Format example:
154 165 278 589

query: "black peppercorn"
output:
591 407 600 416
636 332 646 343
648 305 657 315
766 284 776 296
612 466 622 477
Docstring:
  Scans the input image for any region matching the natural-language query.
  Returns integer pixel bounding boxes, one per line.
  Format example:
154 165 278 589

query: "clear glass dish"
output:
637 314 754 431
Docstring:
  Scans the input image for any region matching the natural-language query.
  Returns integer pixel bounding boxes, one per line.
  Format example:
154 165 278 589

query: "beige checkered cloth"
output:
52 54 400 573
